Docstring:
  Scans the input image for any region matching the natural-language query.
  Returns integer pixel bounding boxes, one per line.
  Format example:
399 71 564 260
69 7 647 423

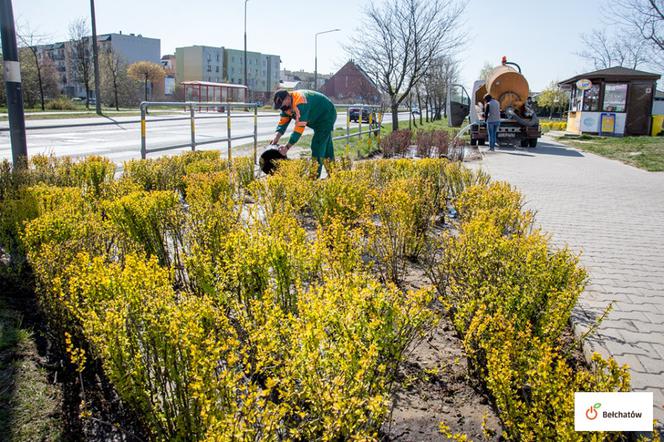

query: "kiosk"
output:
559 67 660 136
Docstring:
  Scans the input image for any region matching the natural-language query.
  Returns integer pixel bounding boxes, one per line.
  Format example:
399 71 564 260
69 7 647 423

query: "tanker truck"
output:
447 57 541 147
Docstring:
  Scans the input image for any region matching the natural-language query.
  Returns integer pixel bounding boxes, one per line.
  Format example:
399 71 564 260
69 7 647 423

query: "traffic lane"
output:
0 112 410 162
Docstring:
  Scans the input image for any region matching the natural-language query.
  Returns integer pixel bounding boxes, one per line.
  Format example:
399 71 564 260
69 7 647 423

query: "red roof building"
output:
320 61 381 104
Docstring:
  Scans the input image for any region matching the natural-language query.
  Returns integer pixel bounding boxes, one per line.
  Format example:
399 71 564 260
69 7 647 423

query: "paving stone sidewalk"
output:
468 136 664 425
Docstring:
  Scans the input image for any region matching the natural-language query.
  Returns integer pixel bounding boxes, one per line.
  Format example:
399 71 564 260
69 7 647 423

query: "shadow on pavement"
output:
490 142 584 158
101 115 129 131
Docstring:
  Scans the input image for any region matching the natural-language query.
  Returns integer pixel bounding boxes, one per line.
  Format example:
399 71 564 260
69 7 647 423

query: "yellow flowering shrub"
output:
5 152 630 441
465 307 629 441
105 190 182 263
368 177 437 282
248 159 315 220
311 169 374 226
184 170 239 238
443 161 491 200
541 121 567 132
40 248 434 439
456 181 534 234
433 183 630 440
230 156 256 190
440 210 586 342
122 150 221 193
69 155 115 199
0 184 85 278
313 216 368 278
184 157 228 175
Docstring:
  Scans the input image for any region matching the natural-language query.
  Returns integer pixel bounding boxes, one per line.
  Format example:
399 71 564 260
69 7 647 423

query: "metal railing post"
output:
253 105 258 164
190 105 196 151
346 109 350 152
377 111 383 147
366 110 373 155
226 105 232 161
140 103 147 159
358 107 362 142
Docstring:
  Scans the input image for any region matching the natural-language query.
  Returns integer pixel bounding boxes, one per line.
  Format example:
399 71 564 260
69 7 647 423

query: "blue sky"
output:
15 0 619 91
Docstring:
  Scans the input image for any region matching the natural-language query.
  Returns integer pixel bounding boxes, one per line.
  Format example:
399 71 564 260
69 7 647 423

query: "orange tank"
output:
485 65 530 111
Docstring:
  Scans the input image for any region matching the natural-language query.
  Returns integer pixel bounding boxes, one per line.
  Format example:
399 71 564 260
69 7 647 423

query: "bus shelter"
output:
559 67 660 136
182 81 248 111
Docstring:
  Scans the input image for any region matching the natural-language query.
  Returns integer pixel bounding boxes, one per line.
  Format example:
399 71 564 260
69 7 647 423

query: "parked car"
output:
349 105 376 123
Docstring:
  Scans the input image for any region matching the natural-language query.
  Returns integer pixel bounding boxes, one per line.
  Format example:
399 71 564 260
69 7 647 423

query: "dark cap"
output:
273 89 290 109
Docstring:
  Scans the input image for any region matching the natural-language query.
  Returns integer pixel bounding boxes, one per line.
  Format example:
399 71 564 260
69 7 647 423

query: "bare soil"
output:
381 265 503 441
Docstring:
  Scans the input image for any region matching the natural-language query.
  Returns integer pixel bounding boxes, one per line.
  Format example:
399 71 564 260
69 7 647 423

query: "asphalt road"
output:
0 111 410 165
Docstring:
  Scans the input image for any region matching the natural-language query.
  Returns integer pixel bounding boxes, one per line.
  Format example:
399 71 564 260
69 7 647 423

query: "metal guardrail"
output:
332 105 384 156
1 101 411 162
140 101 260 162
140 101 388 161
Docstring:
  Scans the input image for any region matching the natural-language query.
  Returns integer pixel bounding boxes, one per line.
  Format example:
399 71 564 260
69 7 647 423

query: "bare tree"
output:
100 47 142 108
18 47 59 108
604 0 664 69
100 47 122 110
423 56 459 121
614 1 664 52
479 61 494 82
18 27 51 110
348 0 464 130
69 18 93 109
577 29 649 69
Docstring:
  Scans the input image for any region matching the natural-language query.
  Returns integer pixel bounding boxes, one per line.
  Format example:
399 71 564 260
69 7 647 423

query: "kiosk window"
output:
583 84 600 111
572 87 583 111
603 83 627 112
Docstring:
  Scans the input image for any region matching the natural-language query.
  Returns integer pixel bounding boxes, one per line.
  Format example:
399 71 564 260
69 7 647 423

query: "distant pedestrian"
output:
484 94 501 151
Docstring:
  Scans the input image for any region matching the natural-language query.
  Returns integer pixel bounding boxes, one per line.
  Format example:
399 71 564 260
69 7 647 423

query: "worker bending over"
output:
271 89 337 176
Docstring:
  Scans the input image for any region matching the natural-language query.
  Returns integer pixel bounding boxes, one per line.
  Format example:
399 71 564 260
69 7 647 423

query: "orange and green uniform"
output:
275 90 337 161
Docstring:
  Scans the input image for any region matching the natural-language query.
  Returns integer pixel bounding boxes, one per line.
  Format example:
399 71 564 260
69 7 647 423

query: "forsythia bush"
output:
0 151 632 440
6 153 452 439
541 121 568 132
427 182 631 441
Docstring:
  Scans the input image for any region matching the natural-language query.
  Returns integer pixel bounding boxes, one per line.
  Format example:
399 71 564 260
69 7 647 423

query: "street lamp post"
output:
90 0 102 115
314 28 340 91
244 0 249 97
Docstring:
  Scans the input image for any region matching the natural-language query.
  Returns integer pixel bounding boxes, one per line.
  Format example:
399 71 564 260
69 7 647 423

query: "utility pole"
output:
90 0 102 115
244 0 249 99
0 0 28 166
314 28 340 91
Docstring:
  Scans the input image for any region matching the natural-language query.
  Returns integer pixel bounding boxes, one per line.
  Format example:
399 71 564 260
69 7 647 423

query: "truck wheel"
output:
478 139 485 146
528 138 538 148
519 139 528 147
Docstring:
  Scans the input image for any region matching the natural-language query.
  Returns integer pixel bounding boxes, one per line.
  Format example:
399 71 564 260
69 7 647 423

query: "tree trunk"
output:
144 77 148 102
425 96 430 123
85 84 90 110
391 101 399 132
37 66 45 111
113 78 119 111
417 91 423 125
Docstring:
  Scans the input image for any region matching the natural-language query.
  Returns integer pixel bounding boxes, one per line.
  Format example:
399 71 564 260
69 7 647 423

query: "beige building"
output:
176 45 280 101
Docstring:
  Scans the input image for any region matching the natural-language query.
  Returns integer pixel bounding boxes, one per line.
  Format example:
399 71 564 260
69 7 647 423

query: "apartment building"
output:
35 32 160 98
175 45 280 100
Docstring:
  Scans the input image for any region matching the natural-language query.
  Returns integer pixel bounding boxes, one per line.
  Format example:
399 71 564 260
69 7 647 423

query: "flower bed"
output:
0 152 631 440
